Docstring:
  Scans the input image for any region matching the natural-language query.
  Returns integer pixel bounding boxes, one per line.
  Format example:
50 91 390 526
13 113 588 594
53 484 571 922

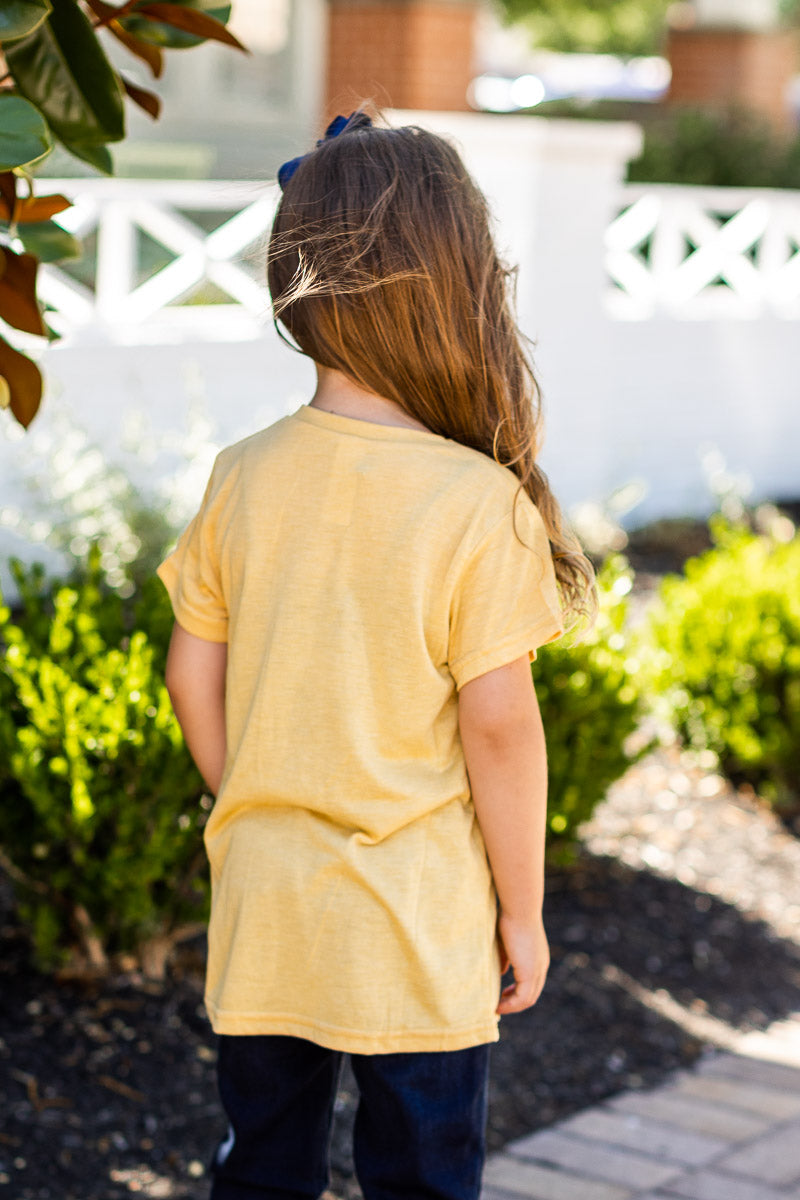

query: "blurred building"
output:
325 0 478 118
114 0 327 180
667 0 799 130
109 0 481 180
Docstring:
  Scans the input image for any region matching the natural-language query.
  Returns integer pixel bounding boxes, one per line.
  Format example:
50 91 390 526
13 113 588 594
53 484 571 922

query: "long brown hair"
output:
267 111 596 627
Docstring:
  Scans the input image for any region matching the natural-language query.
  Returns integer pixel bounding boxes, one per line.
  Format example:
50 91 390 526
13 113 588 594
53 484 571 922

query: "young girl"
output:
158 110 595 1200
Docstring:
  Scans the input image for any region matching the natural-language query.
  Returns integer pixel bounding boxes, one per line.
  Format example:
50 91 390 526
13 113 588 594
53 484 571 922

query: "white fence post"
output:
389 110 643 339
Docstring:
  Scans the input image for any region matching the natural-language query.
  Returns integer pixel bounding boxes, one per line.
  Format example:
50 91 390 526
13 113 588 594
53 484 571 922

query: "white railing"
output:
606 183 800 320
34 178 800 339
39 179 278 343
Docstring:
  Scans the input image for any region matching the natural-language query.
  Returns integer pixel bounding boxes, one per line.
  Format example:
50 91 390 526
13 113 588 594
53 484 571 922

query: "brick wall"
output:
325 0 478 120
667 27 799 131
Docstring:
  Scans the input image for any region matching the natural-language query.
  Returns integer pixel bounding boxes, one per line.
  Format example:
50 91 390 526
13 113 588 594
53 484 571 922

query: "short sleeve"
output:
448 496 564 690
156 464 228 643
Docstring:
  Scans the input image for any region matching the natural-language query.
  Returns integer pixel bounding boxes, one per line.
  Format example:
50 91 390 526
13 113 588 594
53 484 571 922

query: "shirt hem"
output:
451 616 564 690
205 1004 500 1053
156 561 229 643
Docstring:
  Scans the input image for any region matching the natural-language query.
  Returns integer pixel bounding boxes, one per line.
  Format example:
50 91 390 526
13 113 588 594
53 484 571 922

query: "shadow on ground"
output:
2 849 799 1200
329 849 800 1182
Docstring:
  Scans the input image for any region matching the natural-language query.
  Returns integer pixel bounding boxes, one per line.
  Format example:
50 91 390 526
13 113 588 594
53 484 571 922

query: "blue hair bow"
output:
277 112 367 191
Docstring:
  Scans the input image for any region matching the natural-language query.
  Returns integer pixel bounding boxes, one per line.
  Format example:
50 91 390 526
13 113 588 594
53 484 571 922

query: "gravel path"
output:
582 740 800 944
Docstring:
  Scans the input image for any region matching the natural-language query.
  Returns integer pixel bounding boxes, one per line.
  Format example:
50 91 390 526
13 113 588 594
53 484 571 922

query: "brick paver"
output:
480 1021 800 1200
668 1074 800 1120
652 1169 796 1200
482 1154 633 1199
506 1128 682 1190
606 1087 771 1140
554 1107 727 1166
696 1053 800 1091
714 1122 800 1187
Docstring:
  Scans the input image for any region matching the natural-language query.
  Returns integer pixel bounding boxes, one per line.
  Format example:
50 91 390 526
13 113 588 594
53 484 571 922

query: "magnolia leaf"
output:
106 18 164 77
0 95 53 172
5 0 126 150
120 75 162 119
82 0 140 25
0 174 16 220
0 335 43 427
0 190 71 224
121 1 234 50
0 0 52 41
18 193 71 223
60 140 114 175
84 0 164 77
0 246 47 336
17 221 82 263
133 3 244 49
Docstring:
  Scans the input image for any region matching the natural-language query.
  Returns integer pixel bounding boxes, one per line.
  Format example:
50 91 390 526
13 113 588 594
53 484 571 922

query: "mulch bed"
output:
3 735 799 1200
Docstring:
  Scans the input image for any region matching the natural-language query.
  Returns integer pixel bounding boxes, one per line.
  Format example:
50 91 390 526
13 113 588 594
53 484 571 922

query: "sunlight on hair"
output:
268 116 599 627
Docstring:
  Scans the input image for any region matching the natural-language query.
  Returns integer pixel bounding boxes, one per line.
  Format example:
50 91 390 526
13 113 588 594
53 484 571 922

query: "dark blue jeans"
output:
209 1034 491 1200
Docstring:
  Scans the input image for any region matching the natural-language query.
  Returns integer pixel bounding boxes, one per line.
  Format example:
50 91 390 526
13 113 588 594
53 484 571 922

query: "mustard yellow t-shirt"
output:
157 403 564 1053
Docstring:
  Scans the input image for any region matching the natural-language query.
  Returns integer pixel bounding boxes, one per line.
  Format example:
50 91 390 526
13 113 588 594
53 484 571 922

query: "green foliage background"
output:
0 546 651 973
495 0 672 57
645 520 800 814
628 107 800 189
0 0 244 428
0 554 208 975
537 554 651 866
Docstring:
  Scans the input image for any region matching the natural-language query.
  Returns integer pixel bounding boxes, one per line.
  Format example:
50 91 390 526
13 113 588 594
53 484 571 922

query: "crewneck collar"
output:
293 403 449 443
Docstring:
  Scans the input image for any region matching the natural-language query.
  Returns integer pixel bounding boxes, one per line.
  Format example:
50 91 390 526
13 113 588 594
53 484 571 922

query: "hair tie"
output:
277 112 371 191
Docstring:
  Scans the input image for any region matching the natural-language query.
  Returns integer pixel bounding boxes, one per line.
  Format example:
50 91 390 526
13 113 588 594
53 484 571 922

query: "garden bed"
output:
2 735 799 1200
3 510 799 1199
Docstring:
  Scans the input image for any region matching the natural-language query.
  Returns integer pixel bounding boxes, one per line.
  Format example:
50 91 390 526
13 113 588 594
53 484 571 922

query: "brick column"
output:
666 25 799 131
325 0 479 121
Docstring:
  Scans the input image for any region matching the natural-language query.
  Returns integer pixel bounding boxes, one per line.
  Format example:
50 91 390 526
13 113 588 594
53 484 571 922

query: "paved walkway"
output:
482 1016 800 1200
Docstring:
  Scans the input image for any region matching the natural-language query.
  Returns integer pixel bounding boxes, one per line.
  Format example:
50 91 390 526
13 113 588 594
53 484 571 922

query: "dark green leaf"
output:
121 0 230 49
131 2 243 49
60 140 114 175
0 95 53 171
16 221 82 263
5 0 125 150
0 0 52 40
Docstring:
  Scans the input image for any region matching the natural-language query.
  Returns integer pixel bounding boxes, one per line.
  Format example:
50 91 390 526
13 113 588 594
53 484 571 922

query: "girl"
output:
158 110 596 1200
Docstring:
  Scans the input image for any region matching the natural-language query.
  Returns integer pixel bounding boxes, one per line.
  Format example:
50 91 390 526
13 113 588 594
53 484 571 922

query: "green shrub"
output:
0 555 208 978
537 554 652 866
522 101 800 190
628 107 800 190
0 548 650 967
644 519 800 813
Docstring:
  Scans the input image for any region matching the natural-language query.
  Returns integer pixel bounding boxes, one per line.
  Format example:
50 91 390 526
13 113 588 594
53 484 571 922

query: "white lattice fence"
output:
40 180 278 342
606 183 800 319
37 179 800 336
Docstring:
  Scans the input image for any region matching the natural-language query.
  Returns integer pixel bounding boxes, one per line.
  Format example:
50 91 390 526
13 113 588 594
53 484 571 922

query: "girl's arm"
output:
458 655 550 1016
164 622 228 796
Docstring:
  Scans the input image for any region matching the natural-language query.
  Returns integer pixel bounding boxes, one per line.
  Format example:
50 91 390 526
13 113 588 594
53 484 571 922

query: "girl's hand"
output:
496 912 550 1015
